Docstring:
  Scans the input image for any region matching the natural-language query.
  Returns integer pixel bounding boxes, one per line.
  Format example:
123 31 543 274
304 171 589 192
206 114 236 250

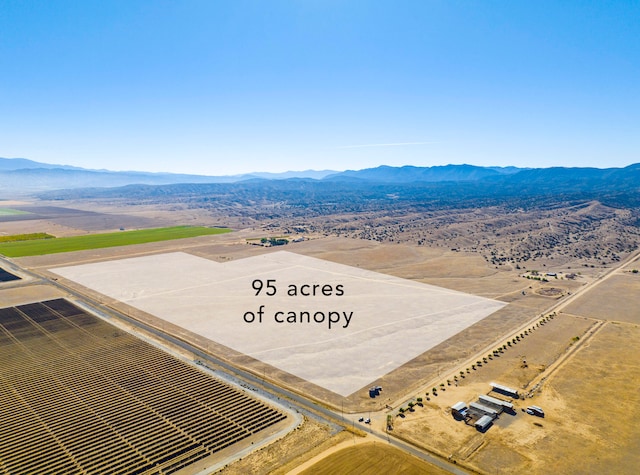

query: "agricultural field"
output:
297 442 450 475
0 298 292 475
0 208 29 216
0 225 231 257
0 232 54 243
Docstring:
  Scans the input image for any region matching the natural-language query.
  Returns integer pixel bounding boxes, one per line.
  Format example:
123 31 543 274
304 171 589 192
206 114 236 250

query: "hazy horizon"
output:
2 155 640 178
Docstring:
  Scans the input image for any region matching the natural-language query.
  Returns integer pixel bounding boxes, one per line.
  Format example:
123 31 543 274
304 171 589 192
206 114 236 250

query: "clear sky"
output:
1 1 638 175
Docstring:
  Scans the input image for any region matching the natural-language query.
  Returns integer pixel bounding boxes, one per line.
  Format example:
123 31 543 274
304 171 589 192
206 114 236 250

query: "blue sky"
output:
1 1 638 175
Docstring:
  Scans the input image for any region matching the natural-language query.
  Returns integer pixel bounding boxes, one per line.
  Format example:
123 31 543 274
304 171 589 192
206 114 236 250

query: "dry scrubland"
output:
2 199 640 474
298 442 451 475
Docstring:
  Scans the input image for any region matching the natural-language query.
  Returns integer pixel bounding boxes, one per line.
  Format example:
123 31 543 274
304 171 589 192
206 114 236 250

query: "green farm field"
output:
0 208 30 216
0 226 231 257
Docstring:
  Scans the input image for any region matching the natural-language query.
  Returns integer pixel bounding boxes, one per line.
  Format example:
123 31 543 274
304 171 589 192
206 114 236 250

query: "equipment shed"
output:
490 382 519 399
451 401 468 418
479 394 514 412
475 415 494 432
469 402 498 418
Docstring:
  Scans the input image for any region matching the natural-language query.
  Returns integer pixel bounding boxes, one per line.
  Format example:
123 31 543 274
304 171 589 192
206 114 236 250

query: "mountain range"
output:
1 157 639 202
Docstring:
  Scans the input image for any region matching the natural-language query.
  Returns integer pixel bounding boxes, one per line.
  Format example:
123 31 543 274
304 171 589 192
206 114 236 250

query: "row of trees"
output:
396 313 558 418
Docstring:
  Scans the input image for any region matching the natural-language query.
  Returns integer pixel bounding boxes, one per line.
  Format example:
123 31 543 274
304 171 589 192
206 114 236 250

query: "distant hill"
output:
246 170 336 180
0 157 336 194
0 157 85 171
325 164 521 183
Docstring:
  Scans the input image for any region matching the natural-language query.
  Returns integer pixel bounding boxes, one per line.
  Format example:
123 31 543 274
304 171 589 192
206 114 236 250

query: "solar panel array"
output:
0 299 287 474
0 268 20 282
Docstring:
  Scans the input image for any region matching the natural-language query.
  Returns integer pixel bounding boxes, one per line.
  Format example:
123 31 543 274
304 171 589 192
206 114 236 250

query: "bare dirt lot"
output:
50 250 505 398
392 313 593 453
562 272 640 324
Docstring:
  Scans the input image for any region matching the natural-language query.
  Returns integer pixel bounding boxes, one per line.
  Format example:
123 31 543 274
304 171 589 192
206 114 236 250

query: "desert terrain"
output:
1 194 639 474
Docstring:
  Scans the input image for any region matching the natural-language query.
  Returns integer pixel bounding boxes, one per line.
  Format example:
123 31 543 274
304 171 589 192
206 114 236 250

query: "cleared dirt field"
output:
0 283 66 306
0 204 170 233
297 442 451 475
50 251 506 398
562 272 640 324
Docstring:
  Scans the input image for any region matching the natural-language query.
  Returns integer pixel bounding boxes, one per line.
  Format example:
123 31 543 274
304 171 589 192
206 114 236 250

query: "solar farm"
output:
0 299 290 475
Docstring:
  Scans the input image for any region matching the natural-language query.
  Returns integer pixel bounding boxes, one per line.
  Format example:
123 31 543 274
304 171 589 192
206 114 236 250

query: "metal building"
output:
479 394 514 412
490 382 519 399
451 401 468 418
475 415 494 431
469 401 498 418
